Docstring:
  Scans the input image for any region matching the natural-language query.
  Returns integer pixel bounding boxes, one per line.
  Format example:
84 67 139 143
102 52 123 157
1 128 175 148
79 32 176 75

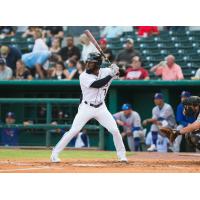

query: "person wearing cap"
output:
150 55 184 80
99 38 114 62
143 93 176 152
0 112 19 146
0 57 13 80
113 103 143 151
0 45 21 71
115 38 141 67
173 91 196 152
125 56 149 80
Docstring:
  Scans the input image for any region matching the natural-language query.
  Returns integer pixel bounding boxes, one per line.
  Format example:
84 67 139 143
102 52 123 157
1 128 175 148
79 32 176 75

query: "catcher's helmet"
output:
86 52 102 66
182 96 200 106
121 103 132 110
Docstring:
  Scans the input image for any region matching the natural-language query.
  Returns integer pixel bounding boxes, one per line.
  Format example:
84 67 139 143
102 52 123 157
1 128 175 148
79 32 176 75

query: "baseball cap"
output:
126 38 134 44
0 57 6 65
6 112 15 118
121 103 132 110
154 93 164 100
99 38 107 45
181 91 191 98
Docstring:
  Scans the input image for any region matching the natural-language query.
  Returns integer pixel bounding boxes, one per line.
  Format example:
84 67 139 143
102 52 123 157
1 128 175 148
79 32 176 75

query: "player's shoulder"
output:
164 103 173 109
100 67 111 73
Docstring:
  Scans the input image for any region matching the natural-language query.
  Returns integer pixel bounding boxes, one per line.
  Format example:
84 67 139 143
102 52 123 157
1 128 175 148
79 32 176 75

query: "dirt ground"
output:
0 152 200 173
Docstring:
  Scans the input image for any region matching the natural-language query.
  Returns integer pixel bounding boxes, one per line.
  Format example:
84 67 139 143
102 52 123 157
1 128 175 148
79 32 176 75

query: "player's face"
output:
123 109 132 116
86 62 98 71
154 99 163 106
181 96 187 103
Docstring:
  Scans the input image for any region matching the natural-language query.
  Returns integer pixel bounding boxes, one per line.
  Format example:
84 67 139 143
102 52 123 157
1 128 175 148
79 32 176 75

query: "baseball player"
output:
51 52 127 162
160 96 200 151
113 103 143 151
174 91 196 152
143 93 176 151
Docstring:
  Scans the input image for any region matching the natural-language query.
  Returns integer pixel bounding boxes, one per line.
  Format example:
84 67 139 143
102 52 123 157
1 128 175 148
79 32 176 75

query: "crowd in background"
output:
0 26 199 80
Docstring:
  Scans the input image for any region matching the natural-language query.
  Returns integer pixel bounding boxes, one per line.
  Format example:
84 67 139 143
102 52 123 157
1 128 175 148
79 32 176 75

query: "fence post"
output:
99 126 105 150
46 103 52 147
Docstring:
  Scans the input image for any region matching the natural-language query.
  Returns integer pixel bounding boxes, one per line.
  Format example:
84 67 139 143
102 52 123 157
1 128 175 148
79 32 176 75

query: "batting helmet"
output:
121 103 132 111
86 52 102 66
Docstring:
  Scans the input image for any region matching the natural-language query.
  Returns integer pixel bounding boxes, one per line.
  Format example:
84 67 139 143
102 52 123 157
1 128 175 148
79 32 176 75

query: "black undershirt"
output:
90 75 112 88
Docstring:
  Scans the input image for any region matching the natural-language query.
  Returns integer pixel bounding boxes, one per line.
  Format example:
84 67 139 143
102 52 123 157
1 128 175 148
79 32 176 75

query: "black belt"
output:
84 101 103 108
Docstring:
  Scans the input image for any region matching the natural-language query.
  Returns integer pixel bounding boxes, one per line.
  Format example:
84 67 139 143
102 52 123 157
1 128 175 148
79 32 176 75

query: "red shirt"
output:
138 26 159 36
125 67 149 80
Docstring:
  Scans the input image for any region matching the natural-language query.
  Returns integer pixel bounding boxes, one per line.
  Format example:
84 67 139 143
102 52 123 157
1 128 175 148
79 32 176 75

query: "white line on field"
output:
0 166 62 172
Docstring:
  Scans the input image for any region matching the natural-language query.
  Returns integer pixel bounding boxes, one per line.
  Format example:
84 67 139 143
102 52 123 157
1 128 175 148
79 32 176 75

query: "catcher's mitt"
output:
159 127 180 143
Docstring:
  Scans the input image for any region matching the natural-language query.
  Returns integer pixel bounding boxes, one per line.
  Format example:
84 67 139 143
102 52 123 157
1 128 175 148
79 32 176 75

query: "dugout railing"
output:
0 98 105 149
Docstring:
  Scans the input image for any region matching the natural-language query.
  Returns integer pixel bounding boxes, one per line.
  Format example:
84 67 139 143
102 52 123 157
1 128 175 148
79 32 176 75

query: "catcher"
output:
160 96 200 150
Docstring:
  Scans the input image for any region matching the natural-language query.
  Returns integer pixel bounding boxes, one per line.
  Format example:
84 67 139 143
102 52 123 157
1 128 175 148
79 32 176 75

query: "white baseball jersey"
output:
79 68 112 104
113 111 141 132
52 67 126 161
152 103 176 128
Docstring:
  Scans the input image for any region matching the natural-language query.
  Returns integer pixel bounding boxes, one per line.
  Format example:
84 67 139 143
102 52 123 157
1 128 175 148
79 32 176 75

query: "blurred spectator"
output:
22 51 58 79
59 35 81 62
32 29 48 52
115 38 140 67
137 26 159 37
0 112 19 146
150 55 184 80
0 26 15 39
51 61 69 80
66 58 78 80
173 91 196 152
79 33 98 62
99 38 114 62
113 103 143 151
0 45 21 71
143 93 176 152
191 68 200 80
125 56 149 80
22 26 43 38
49 37 61 54
44 26 64 40
101 26 123 39
0 58 13 80
15 60 33 80
72 60 85 79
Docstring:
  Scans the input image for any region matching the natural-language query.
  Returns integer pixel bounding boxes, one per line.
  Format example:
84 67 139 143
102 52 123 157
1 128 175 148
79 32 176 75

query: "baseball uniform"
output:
52 67 126 160
113 110 142 151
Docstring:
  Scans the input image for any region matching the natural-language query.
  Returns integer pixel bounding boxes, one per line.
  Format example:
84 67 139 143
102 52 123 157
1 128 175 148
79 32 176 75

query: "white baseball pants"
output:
52 102 126 159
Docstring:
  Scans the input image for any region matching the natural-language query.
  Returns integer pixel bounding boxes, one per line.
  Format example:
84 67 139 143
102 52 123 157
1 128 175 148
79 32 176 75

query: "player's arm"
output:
180 121 200 134
90 64 119 88
90 75 113 88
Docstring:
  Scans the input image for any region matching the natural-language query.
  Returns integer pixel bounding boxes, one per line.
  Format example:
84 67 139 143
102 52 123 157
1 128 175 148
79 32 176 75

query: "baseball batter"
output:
51 52 127 162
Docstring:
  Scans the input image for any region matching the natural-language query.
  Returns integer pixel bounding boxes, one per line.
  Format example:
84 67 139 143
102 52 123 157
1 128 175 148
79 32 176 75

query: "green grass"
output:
0 149 133 160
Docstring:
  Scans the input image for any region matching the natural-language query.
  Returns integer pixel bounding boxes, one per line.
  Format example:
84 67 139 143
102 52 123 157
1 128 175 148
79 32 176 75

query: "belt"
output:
84 101 103 108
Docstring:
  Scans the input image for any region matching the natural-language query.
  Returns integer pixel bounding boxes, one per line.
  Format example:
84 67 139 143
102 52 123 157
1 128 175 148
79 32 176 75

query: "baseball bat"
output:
84 29 111 64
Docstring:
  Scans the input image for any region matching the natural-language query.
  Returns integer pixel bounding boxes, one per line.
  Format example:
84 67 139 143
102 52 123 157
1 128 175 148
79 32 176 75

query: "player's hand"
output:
142 119 148 126
110 64 119 77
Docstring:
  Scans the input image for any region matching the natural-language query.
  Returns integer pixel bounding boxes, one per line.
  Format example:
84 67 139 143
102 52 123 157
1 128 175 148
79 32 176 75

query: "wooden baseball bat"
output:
84 29 111 64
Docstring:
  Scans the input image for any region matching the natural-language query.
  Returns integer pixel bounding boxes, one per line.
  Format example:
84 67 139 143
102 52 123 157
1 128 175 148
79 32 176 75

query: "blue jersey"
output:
1 128 19 146
176 103 196 127
22 51 51 68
